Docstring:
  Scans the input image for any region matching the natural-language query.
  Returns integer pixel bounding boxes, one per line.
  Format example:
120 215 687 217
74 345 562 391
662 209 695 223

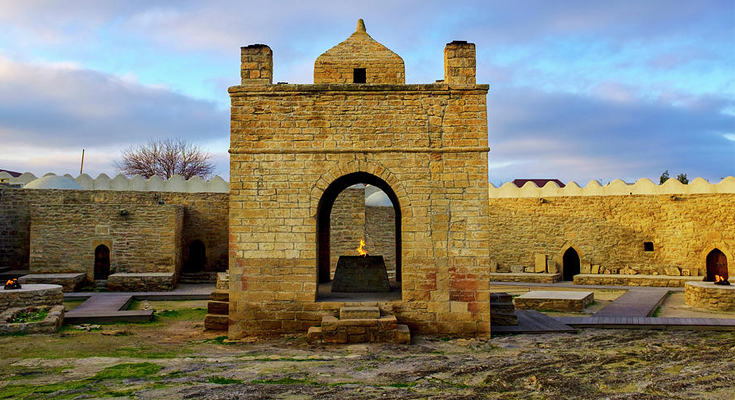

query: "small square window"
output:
353 68 366 83
643 242 654 252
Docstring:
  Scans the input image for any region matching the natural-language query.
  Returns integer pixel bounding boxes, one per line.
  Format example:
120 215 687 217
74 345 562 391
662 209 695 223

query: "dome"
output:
24 175 83 190
314 19 405 84
365 190 392 207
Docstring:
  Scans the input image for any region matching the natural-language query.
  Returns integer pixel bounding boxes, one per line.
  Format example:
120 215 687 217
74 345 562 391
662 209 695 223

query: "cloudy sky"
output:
0 0 733 185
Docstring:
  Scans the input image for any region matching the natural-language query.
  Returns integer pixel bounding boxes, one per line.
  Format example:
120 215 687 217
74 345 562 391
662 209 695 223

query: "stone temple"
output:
1 19 734 339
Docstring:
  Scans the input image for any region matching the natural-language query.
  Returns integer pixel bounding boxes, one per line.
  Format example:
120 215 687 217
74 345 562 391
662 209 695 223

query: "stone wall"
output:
0 187 228 273
488 193 735 279
329 188 365 278
365 205 396 278
229 80 492 337
30 203 183 282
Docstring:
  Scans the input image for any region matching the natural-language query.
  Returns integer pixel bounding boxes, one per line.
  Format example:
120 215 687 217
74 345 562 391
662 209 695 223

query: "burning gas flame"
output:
715 275 725 283
357 239 368 257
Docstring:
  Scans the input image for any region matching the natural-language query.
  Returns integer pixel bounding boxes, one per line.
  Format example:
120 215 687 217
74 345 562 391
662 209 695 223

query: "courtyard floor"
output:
1 299 734 399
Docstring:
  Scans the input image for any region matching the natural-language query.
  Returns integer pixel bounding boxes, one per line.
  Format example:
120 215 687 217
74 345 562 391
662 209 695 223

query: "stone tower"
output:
228 20 492 338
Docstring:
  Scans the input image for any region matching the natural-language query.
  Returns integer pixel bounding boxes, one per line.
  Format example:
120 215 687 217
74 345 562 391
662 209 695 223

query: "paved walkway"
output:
556 316 735 331
492 310 577 335
594 288 669 317
64 284 214 324
490 281 685 292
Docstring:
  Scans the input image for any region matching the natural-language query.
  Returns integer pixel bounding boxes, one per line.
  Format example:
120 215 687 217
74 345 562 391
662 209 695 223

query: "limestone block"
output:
582 262 591 273
306 326 322 343
665 266 681 276
510 265 525 273
681 269 691 276
534 254 547 273
580 263 591 274
395 324 411 344
591 265 600 274
524 266 534 273
547 261 559 274
489 261 498 273
340 307 380 319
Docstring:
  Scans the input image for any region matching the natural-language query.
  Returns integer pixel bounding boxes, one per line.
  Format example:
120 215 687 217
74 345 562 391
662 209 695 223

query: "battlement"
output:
489 176 735 198
0 172 229 193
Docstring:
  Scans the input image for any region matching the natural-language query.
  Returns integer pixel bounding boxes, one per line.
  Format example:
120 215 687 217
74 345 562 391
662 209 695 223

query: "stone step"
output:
207 301 229 315
204 314 228 331
395 324 411 344
490 292 514 303
210 289 229 302
180 272 218 284
340 306 380 320
491 312 519 326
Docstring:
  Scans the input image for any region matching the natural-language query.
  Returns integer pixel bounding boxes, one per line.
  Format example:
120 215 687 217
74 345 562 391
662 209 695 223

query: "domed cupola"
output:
314 19 405 84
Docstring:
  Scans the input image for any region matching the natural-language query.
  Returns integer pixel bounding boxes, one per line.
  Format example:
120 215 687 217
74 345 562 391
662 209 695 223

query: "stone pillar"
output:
241 44 273 86
444 41 476 85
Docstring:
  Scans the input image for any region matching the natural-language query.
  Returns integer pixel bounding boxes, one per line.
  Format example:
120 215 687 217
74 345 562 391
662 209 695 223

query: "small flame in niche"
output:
357 239 368 257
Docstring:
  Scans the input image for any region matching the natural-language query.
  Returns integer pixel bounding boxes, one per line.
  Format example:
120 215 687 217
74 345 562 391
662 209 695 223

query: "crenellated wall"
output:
0 172 229 193
487 188 735 279
0 187 228 273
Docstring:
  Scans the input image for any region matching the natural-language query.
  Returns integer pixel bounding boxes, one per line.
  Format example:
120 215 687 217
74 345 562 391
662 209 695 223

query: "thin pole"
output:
80 149 85 174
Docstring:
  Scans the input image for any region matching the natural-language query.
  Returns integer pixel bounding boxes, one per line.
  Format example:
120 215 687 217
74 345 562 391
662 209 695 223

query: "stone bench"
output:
574 274 701 287
514 291 594 312
307 306 410 344
19 273 86 292
107 273 175 292
490 272 561 284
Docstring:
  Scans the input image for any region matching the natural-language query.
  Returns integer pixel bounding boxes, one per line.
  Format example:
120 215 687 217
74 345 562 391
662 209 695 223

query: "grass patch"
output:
11 308 48 323
208 376 243 384
0 380 90 399
154 308 207 320
92 362 162 380
652 306 662 317
204 335 231 345
251 377 318 385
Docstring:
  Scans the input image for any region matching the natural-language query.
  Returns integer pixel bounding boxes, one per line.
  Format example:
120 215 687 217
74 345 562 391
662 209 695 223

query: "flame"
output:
357 239 368 257
715 275 724 283
5 280 12 286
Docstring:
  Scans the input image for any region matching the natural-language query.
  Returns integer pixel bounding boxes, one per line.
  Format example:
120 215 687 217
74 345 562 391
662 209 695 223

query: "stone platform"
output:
490 273 561 284
685 281 735 311
19 273 86 292
108 273 175 292
0 305 65 334
0 284 63 312
574 274 699 287
307 306 410 344
514 291 594 312
332 256 390 293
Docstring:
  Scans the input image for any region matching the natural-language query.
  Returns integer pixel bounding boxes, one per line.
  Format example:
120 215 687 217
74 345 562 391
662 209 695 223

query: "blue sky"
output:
0 0 733 185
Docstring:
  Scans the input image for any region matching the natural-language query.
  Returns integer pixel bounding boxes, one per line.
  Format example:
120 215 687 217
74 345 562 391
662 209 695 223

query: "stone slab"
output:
574 274 700 287
340 306 380 319
108 273 175 292
534 254 547 273
490 272 561 284
18 273 85 292
514 291 594 312
331 256 390 293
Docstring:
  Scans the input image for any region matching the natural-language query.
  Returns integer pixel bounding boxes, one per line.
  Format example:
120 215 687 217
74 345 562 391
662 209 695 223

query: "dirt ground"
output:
1 300 734 399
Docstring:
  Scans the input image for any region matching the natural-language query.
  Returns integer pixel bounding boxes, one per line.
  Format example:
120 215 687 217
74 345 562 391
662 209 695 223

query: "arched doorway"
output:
316 172 401 296
186 240 206 273
706 249 728 281
94 245 110 280
563 247 580 281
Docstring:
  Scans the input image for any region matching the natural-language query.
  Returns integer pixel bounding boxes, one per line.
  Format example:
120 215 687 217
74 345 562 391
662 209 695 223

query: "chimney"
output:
444 41 476 85
241 44 273 86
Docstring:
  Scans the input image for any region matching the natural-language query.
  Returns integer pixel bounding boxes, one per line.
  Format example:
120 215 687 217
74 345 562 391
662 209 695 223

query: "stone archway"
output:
315 172 402 300
706 249 728 281
562 247 580 281
94 244 110 280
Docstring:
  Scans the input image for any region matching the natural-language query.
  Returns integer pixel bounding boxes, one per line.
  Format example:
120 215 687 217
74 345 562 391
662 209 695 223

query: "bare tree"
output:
114 139 215 179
